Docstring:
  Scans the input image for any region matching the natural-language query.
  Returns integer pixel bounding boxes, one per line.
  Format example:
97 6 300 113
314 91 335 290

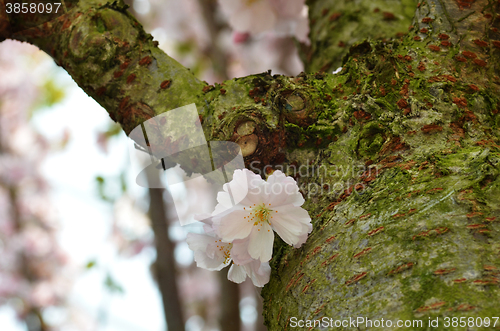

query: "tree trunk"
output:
218 269 241 331
147 172 186 331
3 0 500 330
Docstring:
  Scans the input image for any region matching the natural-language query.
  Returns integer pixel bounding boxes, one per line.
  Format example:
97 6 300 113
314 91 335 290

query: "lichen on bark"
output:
3 0 500 329
260 0 500 329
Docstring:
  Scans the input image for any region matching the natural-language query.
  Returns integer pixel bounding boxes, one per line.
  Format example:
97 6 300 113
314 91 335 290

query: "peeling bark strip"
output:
345 272 368 285
4 0 500 329
388 262 414 275
367 226 384 236
353 247 372 258
433 268 456 275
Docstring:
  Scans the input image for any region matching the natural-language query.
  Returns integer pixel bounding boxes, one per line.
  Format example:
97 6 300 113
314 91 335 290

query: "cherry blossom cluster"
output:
0 41 72 324
187 169 312 287
218 0 310 44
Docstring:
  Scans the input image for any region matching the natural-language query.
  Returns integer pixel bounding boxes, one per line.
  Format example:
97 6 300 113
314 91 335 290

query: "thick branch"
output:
3 0 500 330
4 0 206 135
303 0 419 73
148 180 185 331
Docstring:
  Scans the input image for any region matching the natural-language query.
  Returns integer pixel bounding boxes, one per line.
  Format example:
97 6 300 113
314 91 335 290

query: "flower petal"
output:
270 206 311 246
215 191 234 211
231 238 253 265
243 261 271 287
293 230 309 248
248 223 274 262
265 171 304 207
193 250 229 271
186 232 213 251
194 214 217 235
231 169 266 206
213 169 266 215
228 264 247 283
269 0 305 18
186 233 231 270
216 209 254 242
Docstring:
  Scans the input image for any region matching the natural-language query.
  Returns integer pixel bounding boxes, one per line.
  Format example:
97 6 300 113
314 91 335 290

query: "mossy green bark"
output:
260 0 500 329
4 0 500 330
303 0 419 73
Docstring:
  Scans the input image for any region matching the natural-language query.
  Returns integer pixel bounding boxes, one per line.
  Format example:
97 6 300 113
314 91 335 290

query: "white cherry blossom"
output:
187 215 271 287
212 169 312 262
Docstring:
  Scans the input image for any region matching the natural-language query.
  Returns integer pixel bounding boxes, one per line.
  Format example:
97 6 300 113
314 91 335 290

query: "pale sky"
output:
2 67 167 331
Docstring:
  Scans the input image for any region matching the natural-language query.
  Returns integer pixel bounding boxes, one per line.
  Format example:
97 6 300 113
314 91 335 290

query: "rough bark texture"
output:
261 0 500 329
302 0 419 73
3 0 500 330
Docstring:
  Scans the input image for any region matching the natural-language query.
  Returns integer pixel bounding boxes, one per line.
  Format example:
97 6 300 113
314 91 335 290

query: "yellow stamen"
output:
246 203 277 227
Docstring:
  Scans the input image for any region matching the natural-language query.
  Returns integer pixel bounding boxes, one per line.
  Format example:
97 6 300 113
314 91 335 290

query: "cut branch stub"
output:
284 94 305 111
279 90 317 126
236 121 256 136
234 120 258 156
236 134 259 157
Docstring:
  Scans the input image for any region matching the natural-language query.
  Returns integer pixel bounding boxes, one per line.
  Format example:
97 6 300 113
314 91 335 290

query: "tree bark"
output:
3 0 500 330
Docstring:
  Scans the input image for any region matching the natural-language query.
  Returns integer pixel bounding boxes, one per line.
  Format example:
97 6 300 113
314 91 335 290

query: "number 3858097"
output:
5 2 62 14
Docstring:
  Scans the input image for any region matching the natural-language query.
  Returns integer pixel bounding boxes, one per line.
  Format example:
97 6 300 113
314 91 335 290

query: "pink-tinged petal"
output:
194 214 217 235
194 213 213 224
186 233 231 270
216 169 259 210
203 223 216 236
193 251 229 271
265 171 304 207
241 182 267 206
248 223 274 262
293 222 312 248
270 206 311 246
213 200 246 218
228 264 247 283
269 0 305 18
186 233 213 251
232 169 266 206
293 231 309 248
293 9 310 44
273 205 311 226
217 210 254 241
231 169 261 188
270 218 301 246
215 190 234 210
205 242 217 259
243 261 271 287
215 169 266 210
271 207 306 234
231 238 253 265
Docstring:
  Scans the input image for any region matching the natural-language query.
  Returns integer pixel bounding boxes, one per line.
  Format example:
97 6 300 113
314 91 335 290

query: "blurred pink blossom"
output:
233 31 250 44
219 0 310 43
